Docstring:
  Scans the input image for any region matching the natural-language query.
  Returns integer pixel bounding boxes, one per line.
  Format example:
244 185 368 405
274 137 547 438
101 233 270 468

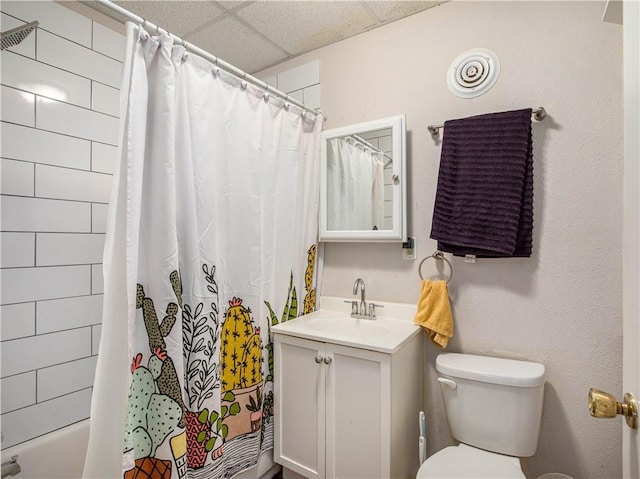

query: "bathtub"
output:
1 420 90 479
1 419 280 479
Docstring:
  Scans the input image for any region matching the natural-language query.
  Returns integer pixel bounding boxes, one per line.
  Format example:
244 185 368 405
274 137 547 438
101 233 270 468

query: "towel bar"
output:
427 107 547 136
418 251 453 284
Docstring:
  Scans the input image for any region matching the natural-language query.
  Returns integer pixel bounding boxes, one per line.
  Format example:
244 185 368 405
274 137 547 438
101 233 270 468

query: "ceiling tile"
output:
365 1 439 23
113 1 225 36
237 1 377 56
186 16 288 73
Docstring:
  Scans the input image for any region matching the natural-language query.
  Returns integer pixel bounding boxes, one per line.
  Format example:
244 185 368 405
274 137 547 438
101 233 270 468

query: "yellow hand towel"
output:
413 280 453 348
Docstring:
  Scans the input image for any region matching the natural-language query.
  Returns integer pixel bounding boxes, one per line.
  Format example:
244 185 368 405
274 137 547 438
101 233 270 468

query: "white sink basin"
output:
271 299 420 353
303 312 395 337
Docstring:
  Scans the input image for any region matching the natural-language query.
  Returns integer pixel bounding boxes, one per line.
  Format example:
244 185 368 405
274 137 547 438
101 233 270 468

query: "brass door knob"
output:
588 388 638 429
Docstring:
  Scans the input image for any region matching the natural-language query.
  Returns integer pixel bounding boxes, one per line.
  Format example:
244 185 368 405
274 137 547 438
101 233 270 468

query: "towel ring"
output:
418 251 453 284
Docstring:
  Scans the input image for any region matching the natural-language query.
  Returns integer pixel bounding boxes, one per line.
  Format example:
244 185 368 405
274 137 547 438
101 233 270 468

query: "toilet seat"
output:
417 444 525 479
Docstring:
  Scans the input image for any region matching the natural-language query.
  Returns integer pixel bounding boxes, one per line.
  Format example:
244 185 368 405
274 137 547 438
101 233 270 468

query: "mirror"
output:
320 114 406 242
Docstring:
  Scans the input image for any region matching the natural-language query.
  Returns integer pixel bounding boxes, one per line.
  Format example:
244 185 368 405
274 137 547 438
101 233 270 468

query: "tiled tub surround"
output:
0 0 124 448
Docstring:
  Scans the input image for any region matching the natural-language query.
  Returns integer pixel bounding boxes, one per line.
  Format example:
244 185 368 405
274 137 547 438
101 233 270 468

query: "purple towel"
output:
430 109 534 257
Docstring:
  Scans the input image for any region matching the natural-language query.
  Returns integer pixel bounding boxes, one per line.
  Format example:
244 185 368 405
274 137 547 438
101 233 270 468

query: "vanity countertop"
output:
271 297 420 354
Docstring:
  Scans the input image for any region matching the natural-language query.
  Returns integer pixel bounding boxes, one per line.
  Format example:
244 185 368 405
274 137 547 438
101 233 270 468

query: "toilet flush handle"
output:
437 377 457 389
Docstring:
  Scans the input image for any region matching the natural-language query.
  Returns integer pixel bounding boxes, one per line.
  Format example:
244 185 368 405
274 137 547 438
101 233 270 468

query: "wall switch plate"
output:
402 237 416 260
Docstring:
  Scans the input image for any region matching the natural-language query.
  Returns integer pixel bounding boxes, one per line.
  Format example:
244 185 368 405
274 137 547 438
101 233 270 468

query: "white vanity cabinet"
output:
273 326 422 479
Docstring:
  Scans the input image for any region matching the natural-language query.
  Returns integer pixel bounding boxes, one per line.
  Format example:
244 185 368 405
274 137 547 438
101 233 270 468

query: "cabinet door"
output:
325 344 391 479
274 335 326 478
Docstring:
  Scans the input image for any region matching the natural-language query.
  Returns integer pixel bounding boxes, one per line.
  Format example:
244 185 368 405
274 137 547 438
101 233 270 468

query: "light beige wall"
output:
260 2 623 477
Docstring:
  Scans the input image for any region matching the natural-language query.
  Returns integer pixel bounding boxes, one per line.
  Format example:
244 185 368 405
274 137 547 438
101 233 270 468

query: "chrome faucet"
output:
345 278 383 319
353 278 367 316
1 456 21 478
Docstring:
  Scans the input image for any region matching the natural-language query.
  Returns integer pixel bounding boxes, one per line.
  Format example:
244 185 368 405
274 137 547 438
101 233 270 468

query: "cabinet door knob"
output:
315 355 323 364
323 356 332 364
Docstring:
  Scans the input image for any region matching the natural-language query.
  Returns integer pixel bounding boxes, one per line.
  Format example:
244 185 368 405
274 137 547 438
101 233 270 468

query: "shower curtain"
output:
84 24 322 479
326 139 384 230
371 152 385 230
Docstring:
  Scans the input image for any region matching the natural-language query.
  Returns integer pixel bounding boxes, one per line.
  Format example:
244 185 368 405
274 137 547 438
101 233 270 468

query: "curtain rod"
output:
89 0 323 119
427 107 547 136
347 135 393 167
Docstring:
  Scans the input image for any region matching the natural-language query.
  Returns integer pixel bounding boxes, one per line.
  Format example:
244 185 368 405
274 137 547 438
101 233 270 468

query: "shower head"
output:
1 21 38 51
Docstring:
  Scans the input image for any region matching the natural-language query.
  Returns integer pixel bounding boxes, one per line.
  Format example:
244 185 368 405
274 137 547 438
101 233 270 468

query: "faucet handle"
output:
368 303 384 318
344 300 358 315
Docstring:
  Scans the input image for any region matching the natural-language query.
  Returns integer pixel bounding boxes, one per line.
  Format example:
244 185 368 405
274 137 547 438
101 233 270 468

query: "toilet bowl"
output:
417 353 545 478
417 444 524 478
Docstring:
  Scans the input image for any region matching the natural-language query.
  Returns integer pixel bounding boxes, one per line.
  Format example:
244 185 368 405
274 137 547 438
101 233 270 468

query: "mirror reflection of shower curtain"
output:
371 152 385 230
327 139 384 230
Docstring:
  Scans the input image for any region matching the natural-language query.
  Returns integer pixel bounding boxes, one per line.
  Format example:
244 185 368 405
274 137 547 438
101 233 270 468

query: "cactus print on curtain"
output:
83 26 322 479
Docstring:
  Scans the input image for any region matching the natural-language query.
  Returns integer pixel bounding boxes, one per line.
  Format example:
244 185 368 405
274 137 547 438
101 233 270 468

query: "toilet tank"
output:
436 353 545 457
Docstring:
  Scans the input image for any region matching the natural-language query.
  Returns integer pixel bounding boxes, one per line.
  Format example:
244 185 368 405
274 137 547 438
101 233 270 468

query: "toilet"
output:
418 353 545 478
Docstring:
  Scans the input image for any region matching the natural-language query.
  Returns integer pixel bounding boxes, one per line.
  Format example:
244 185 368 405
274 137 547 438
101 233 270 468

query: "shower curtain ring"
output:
139 19 150 39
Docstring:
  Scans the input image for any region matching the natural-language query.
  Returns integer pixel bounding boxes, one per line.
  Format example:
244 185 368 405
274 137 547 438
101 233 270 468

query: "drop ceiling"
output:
98 1 443 74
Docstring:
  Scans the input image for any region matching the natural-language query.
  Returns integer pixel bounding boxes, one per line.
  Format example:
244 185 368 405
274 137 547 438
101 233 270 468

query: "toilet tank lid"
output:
436 353 545 387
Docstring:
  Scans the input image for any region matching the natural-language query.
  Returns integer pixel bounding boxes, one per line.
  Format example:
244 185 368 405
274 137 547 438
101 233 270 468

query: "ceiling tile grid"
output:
236 1 377 55
187 14 288 72
115 1 226 36
112 1 442 73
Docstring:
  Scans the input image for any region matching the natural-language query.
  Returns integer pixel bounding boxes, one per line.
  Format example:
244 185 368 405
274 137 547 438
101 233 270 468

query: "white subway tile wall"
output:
0 389 93 447
91 264 104 295
91 82 120 117
1 1 92 47
1 85 35 126
0 232 35 268
92 324 102 356
0 158 34 197
37 356 98 402
92 22 126 62
91 142 117 174
35 97 119 144
275 60 320 93
1 122 92 169
256 60 321 112
35 165 113 203
91 203 109 233
1 196 92 232
0 303 36 341
1 52 92 107
0 0 123 448
1 372 36 414
36 295 103 334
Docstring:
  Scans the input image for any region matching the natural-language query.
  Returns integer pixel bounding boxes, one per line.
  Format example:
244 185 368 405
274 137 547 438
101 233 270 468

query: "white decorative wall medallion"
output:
447 48 500 99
